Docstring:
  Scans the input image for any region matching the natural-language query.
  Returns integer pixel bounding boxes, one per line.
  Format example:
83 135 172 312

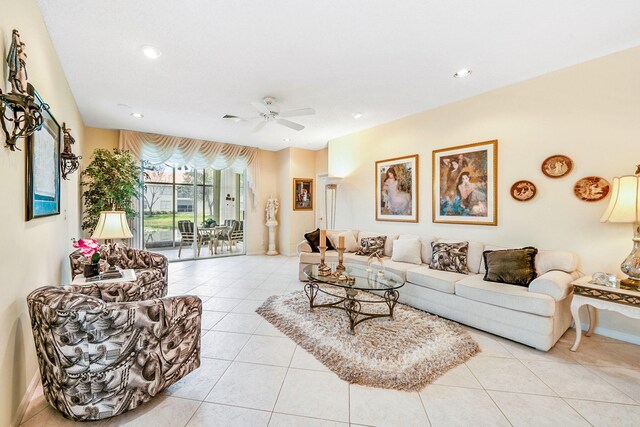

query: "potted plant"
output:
73 238 102 277
81 148 142 232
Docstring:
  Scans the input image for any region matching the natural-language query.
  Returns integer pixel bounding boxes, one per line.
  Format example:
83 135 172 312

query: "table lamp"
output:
91 210 133 278
600 173 640 288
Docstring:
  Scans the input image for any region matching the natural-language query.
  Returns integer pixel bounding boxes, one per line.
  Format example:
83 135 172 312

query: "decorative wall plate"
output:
510 180 537 202
541 154 573 178
574 176 610 202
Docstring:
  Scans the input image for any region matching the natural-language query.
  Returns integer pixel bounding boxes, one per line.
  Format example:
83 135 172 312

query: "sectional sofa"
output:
297 230 580 351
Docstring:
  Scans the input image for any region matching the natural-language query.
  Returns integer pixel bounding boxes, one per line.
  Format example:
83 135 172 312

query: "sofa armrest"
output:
297 240 312 254
528 271 574 301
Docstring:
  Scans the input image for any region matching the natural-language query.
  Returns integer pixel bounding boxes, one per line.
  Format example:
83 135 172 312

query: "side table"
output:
570 275 640 351
72 269 137 285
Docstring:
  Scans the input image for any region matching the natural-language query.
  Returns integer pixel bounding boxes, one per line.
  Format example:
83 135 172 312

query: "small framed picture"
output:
432 140 498 225
541 154 573 178
293 178 313 210
510 180 537 202
574 176 610 202
375 154 419 222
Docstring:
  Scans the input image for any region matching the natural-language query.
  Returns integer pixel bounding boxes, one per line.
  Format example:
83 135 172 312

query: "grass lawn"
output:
144 213 195 230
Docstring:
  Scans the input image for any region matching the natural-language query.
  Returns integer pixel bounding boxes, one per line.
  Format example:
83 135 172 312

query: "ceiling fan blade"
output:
276 118 304 131
251 120 268 133
222 114 240 119
279 108 315 118
251 101 272 115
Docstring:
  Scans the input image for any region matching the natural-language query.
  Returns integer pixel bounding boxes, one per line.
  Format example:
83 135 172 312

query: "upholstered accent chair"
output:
70 245 169 300
26 283 202 421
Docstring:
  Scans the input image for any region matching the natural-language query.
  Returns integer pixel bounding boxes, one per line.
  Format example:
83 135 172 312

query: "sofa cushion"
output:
480 245 578 275
391 239 422 265
359 231 399 257
370 259 416 280
299 251 339 264
455 275 556 317
327 230 359 252
438 239 484 273
304 228 334 252
430 242 469 274
483 247 538 286
399 234 435 264
355 236 386 256
406 267 467 294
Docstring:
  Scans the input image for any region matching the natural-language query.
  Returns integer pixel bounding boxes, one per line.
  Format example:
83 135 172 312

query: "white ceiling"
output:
37 0 640 151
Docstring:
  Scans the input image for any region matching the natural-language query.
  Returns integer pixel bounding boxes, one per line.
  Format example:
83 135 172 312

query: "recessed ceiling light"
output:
352 112 363 119
130 112 144 118
283 138 291 142
454 69 472 78
141 45 162 59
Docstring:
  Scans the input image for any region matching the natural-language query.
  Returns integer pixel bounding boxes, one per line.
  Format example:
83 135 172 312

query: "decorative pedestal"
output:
266 220 278 255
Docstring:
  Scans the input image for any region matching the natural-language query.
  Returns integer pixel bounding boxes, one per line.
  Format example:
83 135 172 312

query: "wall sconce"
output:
61 123 81 179
0 30 45 151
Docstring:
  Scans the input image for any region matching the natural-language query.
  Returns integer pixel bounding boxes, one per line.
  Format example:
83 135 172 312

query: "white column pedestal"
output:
266 220 278 255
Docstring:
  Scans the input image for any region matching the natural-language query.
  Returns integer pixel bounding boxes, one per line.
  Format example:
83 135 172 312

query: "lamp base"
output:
620 277 640 291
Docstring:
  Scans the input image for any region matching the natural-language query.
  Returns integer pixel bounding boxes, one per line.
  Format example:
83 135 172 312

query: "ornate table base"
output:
304 280 400 334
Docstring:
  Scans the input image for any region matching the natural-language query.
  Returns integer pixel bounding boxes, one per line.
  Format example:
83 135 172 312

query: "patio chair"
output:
177 220 196 257
27 283 201 421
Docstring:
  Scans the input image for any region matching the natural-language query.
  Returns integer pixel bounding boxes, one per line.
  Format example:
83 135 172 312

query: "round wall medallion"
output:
510 180 537 202
574 176 610 202
541 154 573 178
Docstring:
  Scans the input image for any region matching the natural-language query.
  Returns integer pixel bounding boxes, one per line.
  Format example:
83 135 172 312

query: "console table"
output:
570 275 640 351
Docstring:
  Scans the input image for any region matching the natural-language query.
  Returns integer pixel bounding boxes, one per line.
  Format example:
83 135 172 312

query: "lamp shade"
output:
91 211 133 240
600 176 640 223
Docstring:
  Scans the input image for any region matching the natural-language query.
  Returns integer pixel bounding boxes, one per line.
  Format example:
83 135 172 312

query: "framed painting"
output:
293 178 313 210
26 88 61 220
432 140 497 225
375 154 419 222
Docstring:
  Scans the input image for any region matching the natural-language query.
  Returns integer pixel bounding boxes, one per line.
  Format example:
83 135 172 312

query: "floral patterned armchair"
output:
26 283 201 421
69 245 169 301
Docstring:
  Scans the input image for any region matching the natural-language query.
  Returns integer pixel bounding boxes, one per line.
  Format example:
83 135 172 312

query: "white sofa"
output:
297 230 580 351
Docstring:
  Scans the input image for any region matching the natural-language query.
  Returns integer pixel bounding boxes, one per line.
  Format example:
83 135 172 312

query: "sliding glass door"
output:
142 163 245 261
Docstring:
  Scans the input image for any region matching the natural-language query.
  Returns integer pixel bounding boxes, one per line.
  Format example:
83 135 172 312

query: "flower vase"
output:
83 262 100 278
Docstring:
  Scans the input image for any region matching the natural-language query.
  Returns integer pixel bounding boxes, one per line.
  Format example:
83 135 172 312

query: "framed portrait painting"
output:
26 89 61 220
293 178 313 210
375 154 419 222
432 140 497 226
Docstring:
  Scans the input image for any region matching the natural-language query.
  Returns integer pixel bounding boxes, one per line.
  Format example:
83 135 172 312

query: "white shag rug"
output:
256 287 480 391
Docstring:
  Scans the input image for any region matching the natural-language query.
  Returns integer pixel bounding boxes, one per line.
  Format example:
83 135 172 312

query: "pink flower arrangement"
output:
73 238 102 263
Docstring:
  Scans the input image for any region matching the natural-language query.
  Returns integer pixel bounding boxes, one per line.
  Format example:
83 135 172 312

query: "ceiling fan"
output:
222 96 315 133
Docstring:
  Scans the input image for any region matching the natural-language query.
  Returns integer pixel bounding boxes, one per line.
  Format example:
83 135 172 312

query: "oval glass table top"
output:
304 263 405 291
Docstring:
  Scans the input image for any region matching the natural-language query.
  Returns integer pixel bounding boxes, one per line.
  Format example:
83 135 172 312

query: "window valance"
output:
119 130 259 208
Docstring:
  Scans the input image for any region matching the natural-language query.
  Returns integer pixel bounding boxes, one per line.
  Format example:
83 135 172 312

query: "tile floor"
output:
20 255 640 427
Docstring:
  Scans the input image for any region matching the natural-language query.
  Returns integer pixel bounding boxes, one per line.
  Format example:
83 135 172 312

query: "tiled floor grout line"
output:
461 358 514 426
582 365 640 405
416 390 433 427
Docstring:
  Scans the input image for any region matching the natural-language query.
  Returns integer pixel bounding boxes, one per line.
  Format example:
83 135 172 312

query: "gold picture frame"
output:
432 140 498 226
375 154 419 222
293 178 313 210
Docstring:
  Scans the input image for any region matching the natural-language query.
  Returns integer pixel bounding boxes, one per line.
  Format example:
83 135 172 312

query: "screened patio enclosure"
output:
142 163 246 261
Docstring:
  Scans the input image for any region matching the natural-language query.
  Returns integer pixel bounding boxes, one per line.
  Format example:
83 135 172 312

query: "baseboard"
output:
579 322 640 346
13 371 40 427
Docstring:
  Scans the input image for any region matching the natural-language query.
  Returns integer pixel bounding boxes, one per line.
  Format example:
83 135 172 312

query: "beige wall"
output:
82 127 119 166
0 1 85 425
328 46 640 343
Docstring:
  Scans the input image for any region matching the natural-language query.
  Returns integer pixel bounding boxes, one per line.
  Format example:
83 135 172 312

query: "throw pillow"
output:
391 239 422 265
430 242 469 274
483 246 538 286
304 228 334 253
355 236 387 256
327 230 359 253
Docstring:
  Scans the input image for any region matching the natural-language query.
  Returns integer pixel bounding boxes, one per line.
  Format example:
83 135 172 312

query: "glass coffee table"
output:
303 263 405 334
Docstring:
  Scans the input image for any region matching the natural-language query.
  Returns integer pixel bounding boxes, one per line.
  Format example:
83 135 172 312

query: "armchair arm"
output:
62 276 167 303
528 270 574 301
297 240 312 254
117 247 169 280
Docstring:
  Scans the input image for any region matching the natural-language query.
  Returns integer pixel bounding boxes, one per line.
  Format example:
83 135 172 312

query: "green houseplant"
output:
81 148 142 232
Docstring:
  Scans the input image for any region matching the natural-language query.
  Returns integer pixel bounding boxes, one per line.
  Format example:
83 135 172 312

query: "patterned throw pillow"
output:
355 236 386 256
430 242 469 274
483 247 538 286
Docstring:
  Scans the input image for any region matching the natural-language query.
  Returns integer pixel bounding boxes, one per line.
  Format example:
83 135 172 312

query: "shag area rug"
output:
256 287 480 391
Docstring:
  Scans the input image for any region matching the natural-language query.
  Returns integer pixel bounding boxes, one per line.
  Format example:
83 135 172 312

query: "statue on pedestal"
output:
265 195 279 255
